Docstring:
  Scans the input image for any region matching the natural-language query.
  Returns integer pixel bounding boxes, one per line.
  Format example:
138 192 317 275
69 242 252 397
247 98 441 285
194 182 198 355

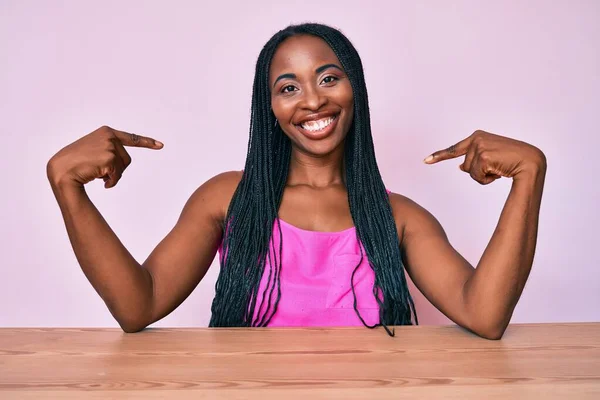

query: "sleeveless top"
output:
217 190 392 327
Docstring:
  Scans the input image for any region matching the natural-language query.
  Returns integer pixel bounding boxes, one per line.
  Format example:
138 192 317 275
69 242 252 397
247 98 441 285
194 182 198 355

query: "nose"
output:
300 85 327 111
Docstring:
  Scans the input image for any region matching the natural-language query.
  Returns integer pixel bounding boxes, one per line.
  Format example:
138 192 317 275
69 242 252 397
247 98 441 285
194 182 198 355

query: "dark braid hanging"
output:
209 23 418 336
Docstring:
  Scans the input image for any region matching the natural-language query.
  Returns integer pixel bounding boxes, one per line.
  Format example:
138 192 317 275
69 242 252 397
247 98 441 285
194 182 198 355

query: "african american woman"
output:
46 23 547 339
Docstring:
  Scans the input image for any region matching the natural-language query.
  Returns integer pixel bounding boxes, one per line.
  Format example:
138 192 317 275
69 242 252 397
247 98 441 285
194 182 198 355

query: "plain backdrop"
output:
1 0 598 328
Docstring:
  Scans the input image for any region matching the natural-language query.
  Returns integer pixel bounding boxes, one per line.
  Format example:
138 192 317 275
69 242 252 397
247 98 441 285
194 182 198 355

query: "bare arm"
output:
48 171 240 332
140 171 241 327
462 167 545 338
395 130 547 340
393 194 476 335
47 125 241 332
48 180 154 332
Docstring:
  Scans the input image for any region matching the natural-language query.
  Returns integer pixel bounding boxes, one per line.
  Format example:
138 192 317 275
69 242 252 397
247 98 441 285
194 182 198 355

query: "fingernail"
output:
423 155 434 163
154 141 164 148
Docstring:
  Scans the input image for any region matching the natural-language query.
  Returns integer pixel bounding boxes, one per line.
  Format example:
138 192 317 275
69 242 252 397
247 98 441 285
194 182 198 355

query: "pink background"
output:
1 0 598 328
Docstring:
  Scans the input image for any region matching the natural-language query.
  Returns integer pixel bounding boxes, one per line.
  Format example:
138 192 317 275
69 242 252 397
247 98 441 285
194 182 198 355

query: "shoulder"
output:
387 191 427 216
202 170 244 195
182 170 243 226
387 191 445 242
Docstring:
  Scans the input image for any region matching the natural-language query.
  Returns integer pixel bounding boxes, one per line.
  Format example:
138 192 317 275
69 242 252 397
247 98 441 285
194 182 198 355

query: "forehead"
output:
269 35 342 81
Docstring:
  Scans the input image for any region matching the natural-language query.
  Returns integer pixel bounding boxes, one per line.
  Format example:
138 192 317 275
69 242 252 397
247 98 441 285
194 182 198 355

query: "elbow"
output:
119 319 148 333
111 307 152 333
470 318 509 340
105 292 154 334
464 310 509 340
115 309 152 333
121 326 145 334
477 327 506 340
462 298 510 340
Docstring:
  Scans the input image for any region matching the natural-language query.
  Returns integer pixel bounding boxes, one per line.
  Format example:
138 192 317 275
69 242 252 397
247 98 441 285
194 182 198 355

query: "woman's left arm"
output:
422 130 547 338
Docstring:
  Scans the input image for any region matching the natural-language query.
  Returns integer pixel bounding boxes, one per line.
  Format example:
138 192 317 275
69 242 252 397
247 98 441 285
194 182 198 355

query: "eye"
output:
321 76 339 84
281 85 297 94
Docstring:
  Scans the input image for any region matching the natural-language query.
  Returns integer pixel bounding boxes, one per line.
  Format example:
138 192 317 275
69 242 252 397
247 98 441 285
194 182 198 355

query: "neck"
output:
286 145 345 189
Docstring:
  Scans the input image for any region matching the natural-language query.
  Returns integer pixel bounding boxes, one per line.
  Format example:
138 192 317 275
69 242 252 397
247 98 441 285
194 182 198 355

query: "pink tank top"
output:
217 194 390 327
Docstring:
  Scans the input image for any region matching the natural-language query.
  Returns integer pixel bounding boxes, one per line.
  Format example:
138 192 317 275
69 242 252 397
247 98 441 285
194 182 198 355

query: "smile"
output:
299 115 336 131
295 114 339 139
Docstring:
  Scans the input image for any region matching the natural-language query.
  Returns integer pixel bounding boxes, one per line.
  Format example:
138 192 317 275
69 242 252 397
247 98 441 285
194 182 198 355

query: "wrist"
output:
46 159 81 190
47 170 85 199
50 181 87 207
514 150 547 184
512 166 546 196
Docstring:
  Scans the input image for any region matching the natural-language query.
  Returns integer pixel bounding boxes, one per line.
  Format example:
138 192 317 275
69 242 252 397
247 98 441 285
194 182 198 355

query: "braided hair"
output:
209 23 418 336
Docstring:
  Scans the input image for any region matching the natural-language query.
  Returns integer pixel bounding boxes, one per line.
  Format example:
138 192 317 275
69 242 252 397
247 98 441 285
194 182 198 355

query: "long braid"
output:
210 23 418 335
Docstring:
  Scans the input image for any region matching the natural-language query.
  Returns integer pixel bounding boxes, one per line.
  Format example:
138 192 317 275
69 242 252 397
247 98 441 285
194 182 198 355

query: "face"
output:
269 35 354 156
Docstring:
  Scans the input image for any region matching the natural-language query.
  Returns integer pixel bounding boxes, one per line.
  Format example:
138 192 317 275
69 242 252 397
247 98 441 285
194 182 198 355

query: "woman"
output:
46 23 547 339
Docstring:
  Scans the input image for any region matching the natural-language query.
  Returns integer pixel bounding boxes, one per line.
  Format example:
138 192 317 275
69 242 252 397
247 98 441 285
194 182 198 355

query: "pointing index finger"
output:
113 129 164 149
424 136 472 164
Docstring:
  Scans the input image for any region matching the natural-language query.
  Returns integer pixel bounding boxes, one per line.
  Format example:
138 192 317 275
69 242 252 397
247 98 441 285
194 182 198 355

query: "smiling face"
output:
269 34 354 157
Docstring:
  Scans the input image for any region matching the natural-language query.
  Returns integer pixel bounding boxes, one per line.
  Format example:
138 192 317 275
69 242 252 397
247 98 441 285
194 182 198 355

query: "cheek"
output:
271 98 295 122
343 100 355 136
339 85 354 114
270 99 282 120
343 94 354 124
346 105 355 124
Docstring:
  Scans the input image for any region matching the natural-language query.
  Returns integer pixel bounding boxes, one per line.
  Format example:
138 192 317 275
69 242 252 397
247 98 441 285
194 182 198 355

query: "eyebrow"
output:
272 63 344 88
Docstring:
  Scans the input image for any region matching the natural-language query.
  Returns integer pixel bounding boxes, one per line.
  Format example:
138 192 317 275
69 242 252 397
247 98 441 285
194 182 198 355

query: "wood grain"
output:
1 323 599 399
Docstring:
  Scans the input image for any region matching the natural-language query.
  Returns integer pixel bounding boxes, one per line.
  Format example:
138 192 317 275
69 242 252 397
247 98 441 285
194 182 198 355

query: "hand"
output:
423 130 546 185
47 125 164 189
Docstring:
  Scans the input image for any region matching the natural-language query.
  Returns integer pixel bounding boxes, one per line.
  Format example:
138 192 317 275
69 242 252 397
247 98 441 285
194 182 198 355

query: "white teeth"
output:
300 116 335 132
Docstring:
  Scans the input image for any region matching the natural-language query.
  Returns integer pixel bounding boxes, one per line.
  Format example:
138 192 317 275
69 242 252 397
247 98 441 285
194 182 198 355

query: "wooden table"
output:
1 323 599 399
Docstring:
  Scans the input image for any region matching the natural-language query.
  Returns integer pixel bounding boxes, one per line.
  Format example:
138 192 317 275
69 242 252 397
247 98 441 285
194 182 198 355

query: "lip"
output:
295 114 339 140
294 111 339 125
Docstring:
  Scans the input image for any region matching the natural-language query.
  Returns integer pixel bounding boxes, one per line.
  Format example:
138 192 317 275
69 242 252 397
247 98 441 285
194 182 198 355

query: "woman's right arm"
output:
47 125 241 332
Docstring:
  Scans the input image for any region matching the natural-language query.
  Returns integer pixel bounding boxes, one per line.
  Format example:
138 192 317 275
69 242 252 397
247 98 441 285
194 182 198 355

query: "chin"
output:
295 134 346 157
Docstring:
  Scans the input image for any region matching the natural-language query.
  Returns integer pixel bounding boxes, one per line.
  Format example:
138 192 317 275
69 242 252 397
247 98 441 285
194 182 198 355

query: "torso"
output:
213 170 410 327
